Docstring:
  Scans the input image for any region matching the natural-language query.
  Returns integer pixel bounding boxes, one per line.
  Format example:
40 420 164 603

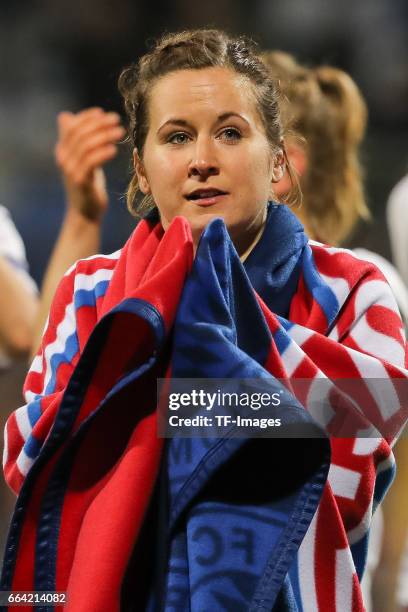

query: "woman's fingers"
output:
68 145 118 186
57 126 125 181
55 109 125 185
58 107 103 136
61 111 121 152
71 125 125 165
54 108 124 217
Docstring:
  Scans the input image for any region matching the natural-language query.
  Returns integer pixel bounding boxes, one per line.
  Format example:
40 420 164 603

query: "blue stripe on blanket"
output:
23 435 42 460
74 279 110 309
301 245 339 328
44 332 79 395
374 464 395 504
350 535 369 581
27 398 42 428
273 327 293 355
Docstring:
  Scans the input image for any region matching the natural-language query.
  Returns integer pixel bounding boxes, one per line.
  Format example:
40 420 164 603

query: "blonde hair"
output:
261 51 370 245
118 30 300 217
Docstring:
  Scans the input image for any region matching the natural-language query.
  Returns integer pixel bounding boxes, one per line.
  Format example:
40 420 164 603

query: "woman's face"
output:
135 67 284 254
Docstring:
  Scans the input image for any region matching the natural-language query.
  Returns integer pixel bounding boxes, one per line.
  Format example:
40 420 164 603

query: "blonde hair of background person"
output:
261 50 370 246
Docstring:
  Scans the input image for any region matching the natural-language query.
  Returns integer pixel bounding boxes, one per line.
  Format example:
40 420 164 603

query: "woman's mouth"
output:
185 188 228 206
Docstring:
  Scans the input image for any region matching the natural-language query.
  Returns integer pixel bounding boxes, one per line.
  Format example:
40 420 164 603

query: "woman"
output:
261 50 370 247
261 51 408 323
2 30 407 612
262 52 408 612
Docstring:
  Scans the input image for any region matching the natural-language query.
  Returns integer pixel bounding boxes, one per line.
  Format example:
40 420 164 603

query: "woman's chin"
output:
187 211 225 231
166 209 246 250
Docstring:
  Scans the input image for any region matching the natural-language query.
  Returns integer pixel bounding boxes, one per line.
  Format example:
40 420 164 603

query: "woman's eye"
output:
219 127 241 142
167 132 190 145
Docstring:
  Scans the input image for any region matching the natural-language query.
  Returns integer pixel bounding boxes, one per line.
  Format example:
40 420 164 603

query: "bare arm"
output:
30 108 125 357
0 256 38 357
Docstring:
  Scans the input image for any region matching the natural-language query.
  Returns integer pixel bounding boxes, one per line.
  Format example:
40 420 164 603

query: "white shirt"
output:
386 173 408 288
0 206 37 366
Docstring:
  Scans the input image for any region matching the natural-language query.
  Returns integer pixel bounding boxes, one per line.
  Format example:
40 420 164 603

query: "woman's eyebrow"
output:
157 119 191 134
157 112 250 135
216 112 249 126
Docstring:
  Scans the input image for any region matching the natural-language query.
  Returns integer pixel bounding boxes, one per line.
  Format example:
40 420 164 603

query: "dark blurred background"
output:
0 2 407 610
0 0 407 284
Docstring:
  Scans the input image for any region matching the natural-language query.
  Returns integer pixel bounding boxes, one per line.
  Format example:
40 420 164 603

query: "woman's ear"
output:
271 149 285 183
133 149 151 194
272 142 308 198
286 143 307 177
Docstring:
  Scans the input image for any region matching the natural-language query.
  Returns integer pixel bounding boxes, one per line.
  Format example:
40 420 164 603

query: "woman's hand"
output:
30 109 125 359
55 107 125 221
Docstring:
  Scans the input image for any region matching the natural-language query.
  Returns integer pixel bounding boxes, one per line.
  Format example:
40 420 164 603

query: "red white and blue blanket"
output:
2 204 407 611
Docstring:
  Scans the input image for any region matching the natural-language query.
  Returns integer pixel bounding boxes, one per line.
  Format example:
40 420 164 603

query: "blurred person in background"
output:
387 172 408 289
0 207 38 364
262 50 408 322
0 108 125 574
386 170 408 612
30 108 125 356
397 536 408 612
2 29 407 611
0 209 38 555
262 50 408 612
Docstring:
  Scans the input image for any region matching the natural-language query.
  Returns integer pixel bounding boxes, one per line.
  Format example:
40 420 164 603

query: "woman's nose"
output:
188 139 220 179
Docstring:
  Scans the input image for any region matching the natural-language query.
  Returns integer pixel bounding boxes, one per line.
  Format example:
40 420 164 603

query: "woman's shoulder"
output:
308 239 383 281
40 249 124 354
64 249 122 286
307 240 398 314
47 249 123 322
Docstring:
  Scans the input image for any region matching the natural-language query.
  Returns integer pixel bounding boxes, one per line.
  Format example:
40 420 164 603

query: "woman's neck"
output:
239 219 267 262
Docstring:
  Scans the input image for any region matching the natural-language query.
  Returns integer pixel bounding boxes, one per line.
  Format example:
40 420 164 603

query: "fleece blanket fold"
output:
2 204 407 612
